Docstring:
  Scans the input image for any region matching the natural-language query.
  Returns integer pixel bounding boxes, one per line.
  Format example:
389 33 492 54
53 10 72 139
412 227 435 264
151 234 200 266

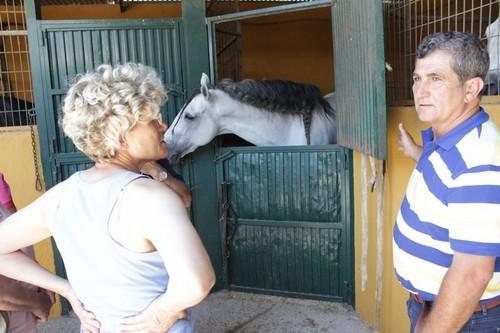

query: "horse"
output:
165 73 336 163
484 17 500 95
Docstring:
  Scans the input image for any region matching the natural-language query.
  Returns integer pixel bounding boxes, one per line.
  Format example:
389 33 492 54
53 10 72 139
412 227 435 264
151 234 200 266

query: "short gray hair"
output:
416 31 489 83
61 63 166 163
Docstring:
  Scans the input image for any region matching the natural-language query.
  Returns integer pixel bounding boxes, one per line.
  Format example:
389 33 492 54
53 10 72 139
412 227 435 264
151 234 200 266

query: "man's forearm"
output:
419 255 494 332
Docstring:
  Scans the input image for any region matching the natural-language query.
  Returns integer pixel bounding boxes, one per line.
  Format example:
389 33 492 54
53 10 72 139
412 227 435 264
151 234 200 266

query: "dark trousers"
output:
407 297 500 333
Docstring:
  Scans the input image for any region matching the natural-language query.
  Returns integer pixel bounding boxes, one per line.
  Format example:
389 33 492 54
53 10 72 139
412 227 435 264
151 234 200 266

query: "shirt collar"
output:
420 107 489 150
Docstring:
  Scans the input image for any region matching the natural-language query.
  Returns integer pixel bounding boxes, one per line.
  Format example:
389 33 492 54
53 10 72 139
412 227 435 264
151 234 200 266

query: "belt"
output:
410 293 500 313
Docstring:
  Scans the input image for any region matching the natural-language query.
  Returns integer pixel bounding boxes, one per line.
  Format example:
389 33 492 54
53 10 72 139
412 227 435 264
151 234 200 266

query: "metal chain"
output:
28 109 42 192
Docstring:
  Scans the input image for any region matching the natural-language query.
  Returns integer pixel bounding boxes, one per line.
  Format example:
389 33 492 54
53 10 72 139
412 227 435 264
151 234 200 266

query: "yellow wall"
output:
240 7 334 94
354 102 500 332
0 126 61 317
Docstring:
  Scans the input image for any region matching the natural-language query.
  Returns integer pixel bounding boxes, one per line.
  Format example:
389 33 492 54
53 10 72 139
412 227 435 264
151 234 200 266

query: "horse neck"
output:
216 92 304 146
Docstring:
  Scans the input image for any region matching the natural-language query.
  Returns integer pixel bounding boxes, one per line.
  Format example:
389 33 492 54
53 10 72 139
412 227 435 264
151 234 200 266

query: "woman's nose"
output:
160 121 168 133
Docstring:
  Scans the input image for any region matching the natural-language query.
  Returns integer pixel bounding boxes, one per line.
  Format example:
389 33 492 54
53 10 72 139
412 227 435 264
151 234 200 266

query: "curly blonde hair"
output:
61 63 166 163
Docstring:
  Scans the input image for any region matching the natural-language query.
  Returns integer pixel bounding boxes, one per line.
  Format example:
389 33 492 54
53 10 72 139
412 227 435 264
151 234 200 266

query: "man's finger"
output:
398 123 408 137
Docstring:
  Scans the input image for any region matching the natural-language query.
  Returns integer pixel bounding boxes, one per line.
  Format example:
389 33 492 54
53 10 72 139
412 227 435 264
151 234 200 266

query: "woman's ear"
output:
119 133 129 149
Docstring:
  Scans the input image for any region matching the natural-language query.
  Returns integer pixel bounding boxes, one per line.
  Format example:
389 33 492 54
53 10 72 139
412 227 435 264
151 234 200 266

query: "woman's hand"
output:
120 300 188 333
62 286 100 333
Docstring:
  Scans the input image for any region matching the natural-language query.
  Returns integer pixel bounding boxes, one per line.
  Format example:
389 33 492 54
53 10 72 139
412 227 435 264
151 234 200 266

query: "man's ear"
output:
464 77 484 102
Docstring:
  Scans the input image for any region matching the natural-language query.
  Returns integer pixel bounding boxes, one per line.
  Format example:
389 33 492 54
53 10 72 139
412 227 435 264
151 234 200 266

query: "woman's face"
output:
123 116 168 163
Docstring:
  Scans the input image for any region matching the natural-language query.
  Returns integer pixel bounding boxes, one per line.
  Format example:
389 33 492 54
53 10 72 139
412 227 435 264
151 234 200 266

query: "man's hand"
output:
414 301 431 333
398 123 422 161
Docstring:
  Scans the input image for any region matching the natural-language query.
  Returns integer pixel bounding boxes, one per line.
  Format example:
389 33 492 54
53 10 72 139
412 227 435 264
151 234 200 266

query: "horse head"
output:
165 73 220 163
485 17 500 95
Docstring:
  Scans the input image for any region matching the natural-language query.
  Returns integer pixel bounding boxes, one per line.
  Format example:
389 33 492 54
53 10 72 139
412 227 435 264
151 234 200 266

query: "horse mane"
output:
215 79 334 117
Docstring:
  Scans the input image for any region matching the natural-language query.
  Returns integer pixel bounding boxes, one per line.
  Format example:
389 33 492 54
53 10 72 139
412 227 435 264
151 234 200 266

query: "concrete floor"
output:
37 290 373 333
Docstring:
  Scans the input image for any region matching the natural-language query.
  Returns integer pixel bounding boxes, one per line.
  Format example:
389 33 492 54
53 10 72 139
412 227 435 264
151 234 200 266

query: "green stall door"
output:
216 146 353 304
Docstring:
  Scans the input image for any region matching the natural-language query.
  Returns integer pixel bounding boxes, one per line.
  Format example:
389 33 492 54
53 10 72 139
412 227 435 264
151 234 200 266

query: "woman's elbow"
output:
196 268 216 298
186 268 216 303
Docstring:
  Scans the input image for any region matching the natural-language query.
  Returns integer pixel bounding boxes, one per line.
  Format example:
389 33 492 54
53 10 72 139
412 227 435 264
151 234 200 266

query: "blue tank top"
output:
49 171 193 333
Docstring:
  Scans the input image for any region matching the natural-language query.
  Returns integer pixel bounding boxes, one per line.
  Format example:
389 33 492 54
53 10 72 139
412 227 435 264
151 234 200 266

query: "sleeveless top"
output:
49 171 193 333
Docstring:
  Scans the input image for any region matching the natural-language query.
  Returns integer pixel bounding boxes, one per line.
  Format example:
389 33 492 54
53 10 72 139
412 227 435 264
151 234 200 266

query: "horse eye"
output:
185 114 195 120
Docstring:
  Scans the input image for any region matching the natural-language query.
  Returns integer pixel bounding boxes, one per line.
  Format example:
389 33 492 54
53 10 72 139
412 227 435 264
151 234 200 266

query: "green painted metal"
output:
216 146 353 304
182 0 224 290
332 0 387 160
34 19 185 188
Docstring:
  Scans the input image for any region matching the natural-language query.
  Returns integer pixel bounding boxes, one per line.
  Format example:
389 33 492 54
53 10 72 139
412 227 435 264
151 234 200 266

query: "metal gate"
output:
216 146 353 303
33 19 186 188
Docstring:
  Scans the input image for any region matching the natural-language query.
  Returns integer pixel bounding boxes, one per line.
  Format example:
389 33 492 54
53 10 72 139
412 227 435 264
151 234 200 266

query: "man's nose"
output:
413 81 429 99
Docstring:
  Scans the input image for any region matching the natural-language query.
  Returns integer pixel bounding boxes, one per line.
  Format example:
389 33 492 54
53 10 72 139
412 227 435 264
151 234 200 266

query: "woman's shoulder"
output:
124 176 182 205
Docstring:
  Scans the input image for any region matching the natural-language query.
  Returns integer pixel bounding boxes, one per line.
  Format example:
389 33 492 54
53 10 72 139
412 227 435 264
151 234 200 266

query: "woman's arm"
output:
120 179 215 332
0 184 100 332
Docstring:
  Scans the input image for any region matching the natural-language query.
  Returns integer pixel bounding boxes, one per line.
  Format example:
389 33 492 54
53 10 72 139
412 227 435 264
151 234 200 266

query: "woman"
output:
0 173 54 333
0 63 215 333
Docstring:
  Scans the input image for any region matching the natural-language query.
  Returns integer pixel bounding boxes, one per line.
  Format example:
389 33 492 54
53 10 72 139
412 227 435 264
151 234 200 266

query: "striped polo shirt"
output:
393 108 500 302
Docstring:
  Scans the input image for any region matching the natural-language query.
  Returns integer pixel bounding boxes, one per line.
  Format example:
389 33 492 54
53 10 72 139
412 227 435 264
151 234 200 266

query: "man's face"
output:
412 50 467 127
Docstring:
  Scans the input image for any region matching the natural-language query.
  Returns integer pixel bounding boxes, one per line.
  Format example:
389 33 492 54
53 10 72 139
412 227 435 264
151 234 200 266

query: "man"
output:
142 158 192 208
157 158 192 208
394 31 500 333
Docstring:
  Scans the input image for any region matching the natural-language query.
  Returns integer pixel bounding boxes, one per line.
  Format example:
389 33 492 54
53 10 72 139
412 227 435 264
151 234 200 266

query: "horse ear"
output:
200 73 211 99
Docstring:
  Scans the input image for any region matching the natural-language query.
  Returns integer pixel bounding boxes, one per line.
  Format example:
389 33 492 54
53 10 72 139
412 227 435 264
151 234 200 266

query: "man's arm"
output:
141 161 192 208
417 252 495 333
164 176 192 208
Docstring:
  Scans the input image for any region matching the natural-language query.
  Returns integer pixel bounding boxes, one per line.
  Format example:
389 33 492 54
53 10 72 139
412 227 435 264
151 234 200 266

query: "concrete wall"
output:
353 102 500 332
